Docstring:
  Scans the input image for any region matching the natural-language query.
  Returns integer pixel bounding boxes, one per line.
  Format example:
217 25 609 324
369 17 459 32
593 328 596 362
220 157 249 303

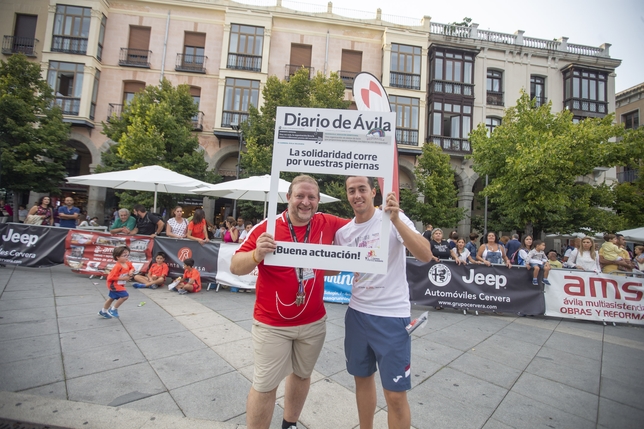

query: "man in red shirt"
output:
231 175 348 429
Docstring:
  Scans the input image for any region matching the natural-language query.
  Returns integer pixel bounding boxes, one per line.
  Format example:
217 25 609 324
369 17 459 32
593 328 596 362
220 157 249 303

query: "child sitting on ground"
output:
99 246 133 318
133 251 169 289
174 258 201 295
526 240 551 286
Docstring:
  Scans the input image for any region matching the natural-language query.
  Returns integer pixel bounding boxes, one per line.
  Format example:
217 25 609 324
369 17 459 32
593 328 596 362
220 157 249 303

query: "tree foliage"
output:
399 142 465 227
469 91 643 235
0 54 72 218
240 68 353 219
100 79 219 209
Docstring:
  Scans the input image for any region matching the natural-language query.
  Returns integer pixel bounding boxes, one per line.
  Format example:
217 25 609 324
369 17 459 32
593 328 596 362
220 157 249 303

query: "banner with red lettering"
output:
64 230 154 277
544 270 644 325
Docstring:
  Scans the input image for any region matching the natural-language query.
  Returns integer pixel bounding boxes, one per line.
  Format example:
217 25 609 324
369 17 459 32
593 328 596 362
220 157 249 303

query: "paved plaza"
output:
0 264 642 429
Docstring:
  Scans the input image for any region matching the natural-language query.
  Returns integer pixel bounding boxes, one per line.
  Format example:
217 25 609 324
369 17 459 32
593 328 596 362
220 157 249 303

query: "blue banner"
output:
323 271 353 304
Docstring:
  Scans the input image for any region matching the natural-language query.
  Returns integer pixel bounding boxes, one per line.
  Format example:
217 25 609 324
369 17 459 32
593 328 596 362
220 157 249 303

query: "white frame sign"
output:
264 106 396 274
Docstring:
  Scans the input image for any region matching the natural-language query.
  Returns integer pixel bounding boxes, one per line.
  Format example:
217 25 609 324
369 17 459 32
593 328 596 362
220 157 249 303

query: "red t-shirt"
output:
149 262 169 278
107 261 134 291
188 219 207 239
183 267 201 293
236 211 349 327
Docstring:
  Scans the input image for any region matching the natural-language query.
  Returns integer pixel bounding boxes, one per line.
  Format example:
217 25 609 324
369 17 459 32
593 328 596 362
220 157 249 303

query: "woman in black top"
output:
429 228 453 262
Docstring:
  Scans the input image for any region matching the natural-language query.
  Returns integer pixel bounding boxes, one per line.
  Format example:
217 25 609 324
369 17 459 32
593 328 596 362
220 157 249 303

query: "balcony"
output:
430 80 474 97
176 53 207 73
430 135 471 154
486 91 504 106
192 111 204 131
2 36 38 56
396 128 419 146
107 103 122 122
221 111 248 128
285 64 314 80
54 96 80 116
531 95 548 108
389 72 420 90
564 98 608 117
617 169 638 183
119 48 151 68
51 36 87 55
337 70 358 89
227 53 261 72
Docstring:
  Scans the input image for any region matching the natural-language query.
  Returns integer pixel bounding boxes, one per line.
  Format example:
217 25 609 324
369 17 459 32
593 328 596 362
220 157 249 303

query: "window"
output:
90 69 100 120
4 14 38 55
430 49 474 96
287 44 313 79
429 100 473 152
485 117 501 136
622 111 639 129
530 76 546 107
563 68 607 115
390 96 419 145
97 15 106 61
390 43 421 89
177 32 206 73
486 70 503 106
120 26 151 67
52 5 90 54
47 61 84 115
339 50 362 89
228 24 263 72
190 87 203 131
222 78 260 127
122 81 145 105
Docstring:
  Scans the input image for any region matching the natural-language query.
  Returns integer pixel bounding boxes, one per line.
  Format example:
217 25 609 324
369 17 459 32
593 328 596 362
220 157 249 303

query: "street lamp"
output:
231 122 243 218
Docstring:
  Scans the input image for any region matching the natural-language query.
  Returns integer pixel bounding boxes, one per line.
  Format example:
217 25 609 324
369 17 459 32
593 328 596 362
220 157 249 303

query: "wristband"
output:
252 250 260 265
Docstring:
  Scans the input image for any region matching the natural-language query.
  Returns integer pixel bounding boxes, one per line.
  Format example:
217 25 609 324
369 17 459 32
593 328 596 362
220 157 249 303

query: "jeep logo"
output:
462 269 508 289
1 228 40 247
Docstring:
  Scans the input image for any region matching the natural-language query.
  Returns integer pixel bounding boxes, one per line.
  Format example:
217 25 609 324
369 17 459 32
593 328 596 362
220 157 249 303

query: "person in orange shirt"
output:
175 258 201 295
133 251 169 289
99 246 133 318
187 208 211 245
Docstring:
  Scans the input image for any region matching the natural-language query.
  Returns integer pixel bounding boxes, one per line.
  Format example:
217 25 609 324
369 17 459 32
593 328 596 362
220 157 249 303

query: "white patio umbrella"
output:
66 165 213 212
191 174 340 217
617 227 644 243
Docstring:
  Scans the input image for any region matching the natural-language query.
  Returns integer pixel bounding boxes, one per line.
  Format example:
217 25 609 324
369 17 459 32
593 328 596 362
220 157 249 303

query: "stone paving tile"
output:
597 396 644 429
0 333 61 363
0 354 65 391
149 348 234 390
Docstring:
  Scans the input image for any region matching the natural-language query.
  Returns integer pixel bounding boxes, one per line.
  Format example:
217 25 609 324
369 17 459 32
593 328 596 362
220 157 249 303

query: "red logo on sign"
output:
177 247 192 261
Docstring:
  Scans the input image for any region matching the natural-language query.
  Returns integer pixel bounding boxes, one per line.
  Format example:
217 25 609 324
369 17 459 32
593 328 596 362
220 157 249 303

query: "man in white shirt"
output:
334 176 432 429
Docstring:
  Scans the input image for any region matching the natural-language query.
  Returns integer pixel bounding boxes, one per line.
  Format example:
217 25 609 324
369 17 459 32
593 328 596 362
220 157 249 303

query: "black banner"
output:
407 260 545 315
0 223 68 267
153 237 220 284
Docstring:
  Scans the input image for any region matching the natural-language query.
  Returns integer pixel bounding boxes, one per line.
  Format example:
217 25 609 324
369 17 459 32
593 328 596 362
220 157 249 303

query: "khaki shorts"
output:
251 316 327 392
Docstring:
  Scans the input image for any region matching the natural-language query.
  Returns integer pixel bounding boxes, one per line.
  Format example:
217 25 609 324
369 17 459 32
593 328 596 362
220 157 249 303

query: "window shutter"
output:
128 26 151 51
123 81 145 94
341 50 362 73
14 14 37 38
290 44 312 67
184 32 205 48
189 86 201 97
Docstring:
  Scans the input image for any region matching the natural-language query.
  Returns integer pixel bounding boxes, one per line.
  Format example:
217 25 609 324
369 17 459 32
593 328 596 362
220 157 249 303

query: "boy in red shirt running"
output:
99 246 133 318
133 251 169 289
175 258 201 295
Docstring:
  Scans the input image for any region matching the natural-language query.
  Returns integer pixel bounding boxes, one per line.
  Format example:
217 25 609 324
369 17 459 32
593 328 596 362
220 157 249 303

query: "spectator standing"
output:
547 251 563 269
223 216 240 243
110 209 136 235
166 206 189 238
569 237 601 273
505 234 521 262
562 238 581 265
186 208 210 245
131 204 164 237
27 196 54 226
477 232 512 268
516 235 533 266
451 237 478 264
428 228 453 262
58 197 81 228
421 224 433 242
447 230 459 249
18 205 28 222
634 245 644 271
240 221 254 242
236 217 245 233
466 232 479 256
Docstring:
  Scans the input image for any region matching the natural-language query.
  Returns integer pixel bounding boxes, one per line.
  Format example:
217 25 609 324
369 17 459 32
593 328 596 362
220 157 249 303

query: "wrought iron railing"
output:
429 135 471 154
53 97 80 115
389 71 421 90
192 111 204 131
176 53 207 73
430 80 473 97
227 53 262 72
221 111 249 128
107 103 122 122
119 48 151 68
396 128 419 146
285 64 314 80
51 36 87 55
486 91 504 106
531 95 548 108
617 169 638 183
337 70 359 89
564 98 608 115
2 35 38 56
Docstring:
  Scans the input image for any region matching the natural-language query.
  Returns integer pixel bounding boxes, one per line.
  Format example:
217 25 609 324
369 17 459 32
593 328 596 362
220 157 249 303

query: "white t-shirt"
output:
454 247 470 263
334 209 416 318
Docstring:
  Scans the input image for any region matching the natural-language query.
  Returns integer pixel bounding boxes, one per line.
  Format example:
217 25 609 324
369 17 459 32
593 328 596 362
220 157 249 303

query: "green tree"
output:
469 91 642 236
101 78 219 210
240 68 352 219
0 54 72 220
399 142 465 227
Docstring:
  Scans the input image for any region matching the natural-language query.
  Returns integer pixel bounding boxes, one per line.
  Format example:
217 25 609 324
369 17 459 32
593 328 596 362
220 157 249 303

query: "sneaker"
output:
133 283 146 288
542 279 551 285
98 310 112 319
178 289 188 295
150 284 158 290
532 279 539 285
107 308 119 318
